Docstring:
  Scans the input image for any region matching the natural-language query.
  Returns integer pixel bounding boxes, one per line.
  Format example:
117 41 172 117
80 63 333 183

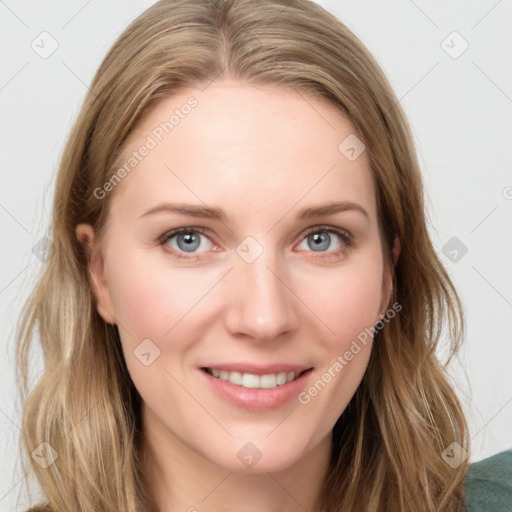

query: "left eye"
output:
297 228 350 253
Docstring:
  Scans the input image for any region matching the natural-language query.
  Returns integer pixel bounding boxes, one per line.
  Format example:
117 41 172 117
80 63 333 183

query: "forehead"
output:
108 81 377 225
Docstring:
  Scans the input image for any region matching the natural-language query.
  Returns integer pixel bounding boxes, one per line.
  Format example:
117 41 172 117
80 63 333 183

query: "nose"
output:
223 247 300 343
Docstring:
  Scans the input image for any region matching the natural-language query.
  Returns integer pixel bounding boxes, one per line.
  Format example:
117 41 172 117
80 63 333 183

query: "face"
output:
77 80 394 473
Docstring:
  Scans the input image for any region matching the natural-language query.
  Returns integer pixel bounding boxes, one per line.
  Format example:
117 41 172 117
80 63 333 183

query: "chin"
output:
199 427 321 474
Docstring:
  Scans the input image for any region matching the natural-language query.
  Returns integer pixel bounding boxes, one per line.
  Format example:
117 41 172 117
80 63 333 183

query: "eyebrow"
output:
139 200 370 222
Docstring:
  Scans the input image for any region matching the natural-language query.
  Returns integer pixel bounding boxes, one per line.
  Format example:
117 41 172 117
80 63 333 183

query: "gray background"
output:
1 0 511 509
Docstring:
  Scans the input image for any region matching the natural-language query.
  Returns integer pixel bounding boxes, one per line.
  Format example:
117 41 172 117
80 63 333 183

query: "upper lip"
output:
201 363 313 375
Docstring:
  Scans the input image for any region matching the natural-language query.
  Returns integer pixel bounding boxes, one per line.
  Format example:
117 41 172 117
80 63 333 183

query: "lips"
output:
200 362 313 390
200 365 314 411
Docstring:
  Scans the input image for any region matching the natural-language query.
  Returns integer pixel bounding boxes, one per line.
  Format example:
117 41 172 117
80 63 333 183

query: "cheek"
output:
308 258 384 348
295 253 383 411
105 248 214 345
105 252 215 402
294 270 380 432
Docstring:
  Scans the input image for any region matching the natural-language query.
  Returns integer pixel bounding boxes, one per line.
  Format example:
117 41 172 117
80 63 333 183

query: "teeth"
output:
242 373 260 388
260 374 277 388
276 372 287 385
229 371 243 386
208 368 298 389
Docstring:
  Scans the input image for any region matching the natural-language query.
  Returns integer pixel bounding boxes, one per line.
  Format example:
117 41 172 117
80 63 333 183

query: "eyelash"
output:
158 225 353 261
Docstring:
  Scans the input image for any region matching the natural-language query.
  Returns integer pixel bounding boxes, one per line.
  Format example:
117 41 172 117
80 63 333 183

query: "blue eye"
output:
173 232 202 252
297 227 352 254
159 228 214 259
159 225 353 260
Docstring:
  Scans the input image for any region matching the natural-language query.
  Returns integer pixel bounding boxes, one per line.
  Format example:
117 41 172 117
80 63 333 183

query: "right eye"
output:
159 227 217 259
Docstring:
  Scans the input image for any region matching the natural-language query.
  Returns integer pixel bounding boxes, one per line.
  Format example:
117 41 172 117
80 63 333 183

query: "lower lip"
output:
200 368 313 411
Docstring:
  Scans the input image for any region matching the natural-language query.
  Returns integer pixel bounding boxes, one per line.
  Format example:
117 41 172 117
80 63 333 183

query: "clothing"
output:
464 449 512 511
25 450 512 511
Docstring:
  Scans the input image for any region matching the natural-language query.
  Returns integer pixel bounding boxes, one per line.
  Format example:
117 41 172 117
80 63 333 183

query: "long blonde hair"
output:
16 0 469 510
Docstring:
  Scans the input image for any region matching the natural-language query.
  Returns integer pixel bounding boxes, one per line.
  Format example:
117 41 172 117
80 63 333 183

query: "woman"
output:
16 0 511 511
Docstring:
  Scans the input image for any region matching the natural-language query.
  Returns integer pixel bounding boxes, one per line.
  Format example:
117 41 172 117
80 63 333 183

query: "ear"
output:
376 234 401 322
75 223 117 325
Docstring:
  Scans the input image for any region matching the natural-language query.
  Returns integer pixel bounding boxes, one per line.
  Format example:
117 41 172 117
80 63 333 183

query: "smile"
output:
204 368 307 389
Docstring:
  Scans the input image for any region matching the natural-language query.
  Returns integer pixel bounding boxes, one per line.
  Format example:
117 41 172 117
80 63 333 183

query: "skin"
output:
76 80 400 512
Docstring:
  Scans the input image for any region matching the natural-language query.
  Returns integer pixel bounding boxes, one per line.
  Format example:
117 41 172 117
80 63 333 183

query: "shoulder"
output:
464 449 512 511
